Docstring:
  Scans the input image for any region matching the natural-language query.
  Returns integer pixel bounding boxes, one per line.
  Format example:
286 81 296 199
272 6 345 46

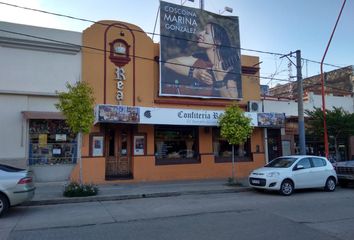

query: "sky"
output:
0 0 353 87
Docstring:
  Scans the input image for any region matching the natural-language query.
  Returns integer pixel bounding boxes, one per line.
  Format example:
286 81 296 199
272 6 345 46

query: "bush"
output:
63 182 99 197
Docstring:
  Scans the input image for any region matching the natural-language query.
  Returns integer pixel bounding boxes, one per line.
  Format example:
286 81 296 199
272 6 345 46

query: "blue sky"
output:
0 0 352 87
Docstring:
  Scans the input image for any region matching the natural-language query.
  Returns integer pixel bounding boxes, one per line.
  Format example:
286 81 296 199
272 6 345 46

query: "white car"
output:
0 164 36 217
249 155 337 196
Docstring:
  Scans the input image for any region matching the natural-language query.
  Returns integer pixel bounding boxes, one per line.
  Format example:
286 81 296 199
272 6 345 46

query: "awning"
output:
21 111 65 120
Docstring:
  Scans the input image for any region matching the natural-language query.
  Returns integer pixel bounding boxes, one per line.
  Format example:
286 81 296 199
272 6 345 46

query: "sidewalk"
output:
25 178 251 206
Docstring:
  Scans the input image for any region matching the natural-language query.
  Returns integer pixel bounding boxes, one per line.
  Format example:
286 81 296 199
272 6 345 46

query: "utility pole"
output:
281 51 306 155
200 0 204 10
296 50 306 155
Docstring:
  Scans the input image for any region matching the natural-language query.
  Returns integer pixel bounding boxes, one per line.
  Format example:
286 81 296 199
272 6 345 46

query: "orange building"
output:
70 20 268 184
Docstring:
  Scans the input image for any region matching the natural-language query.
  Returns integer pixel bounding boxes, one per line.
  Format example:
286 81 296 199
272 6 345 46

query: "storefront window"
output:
212 127 252 162
29 119 77 165
155 125 199 165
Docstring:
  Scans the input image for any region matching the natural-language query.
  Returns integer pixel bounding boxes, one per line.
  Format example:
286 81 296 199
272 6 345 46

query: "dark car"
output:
333 160 354 187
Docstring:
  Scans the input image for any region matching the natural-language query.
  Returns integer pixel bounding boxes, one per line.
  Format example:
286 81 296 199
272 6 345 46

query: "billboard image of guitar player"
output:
159 1 242 100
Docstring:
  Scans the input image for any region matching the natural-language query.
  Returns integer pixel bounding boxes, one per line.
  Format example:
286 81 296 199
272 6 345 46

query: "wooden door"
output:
105 126 132 179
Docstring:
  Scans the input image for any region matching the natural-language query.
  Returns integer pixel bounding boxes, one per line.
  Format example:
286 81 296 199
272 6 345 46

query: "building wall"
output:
0 21 82 94
78 20 265 183
268 65 353 98
82 20 261 109
0 94 61 167
263 92 354 117
304 92 353 113
0 21 81 169
72 128 265 183
263 92 354 158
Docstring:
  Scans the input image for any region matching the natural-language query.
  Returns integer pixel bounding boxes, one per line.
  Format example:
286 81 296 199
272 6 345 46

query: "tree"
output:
305 107 354 161
55 81 95 183
218 104 253 183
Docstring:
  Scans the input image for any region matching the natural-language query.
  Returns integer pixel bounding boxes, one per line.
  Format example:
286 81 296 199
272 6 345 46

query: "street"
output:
2 188 354 240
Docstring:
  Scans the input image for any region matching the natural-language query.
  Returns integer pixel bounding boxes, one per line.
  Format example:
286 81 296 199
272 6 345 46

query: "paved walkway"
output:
25 178 251 206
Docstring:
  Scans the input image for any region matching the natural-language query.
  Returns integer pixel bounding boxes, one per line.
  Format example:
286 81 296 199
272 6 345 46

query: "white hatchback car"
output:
249 155 337 196
0 164 36 217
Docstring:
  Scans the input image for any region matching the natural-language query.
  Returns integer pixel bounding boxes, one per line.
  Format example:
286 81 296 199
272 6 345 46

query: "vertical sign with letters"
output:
115 67 126 103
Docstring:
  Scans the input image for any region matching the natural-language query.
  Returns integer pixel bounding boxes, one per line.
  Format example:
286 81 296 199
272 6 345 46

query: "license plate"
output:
252 179 260 184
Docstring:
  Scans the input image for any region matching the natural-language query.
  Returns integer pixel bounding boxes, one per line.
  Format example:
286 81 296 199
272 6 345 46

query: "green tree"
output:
55 81 95 183
305 107 354 160
218 104 253 183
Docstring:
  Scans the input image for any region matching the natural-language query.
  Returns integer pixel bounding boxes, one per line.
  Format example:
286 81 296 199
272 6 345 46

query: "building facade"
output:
267 66 354 161
1 4 288 183
70 19 272 183
0 21 81 181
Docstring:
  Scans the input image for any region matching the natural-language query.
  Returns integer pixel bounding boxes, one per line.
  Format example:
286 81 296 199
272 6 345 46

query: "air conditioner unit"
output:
248 101 261 112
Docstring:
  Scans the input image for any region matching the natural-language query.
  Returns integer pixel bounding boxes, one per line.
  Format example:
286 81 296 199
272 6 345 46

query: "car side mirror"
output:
295 165 304 171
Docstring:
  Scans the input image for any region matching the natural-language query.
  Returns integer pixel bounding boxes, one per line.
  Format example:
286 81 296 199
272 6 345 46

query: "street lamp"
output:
219 6 233 14
181 0 194 5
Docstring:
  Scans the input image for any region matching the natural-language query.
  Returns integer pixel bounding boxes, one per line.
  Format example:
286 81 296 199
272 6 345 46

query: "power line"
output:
0 1 346 69
2 26 349 94
0 28 291 83
301 57 343 69
0 1 252 53
1 29 350 96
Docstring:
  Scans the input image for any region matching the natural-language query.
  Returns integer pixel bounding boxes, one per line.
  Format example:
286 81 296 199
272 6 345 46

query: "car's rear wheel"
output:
324 177 336 192
280 180 293 196
0 193 9 217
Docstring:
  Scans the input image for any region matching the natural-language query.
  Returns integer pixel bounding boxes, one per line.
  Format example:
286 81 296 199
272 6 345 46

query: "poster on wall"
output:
133 135 145 155
96 105 140 123
257 113 285 128
159 1 242 100
38 134 47 148
92 136 104 157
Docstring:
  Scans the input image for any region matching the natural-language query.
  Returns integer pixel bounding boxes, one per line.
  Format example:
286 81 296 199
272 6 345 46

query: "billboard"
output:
159 1 242 100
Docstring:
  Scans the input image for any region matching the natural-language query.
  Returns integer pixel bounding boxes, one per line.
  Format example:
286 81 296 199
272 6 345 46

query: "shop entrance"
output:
105 125 132 180
267 129 283 161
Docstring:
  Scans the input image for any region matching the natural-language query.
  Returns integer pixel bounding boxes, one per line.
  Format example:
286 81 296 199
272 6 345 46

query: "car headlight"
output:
266 172 280 177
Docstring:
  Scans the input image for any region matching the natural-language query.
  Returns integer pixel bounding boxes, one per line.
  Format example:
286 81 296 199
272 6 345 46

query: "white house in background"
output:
263 92 354 117
0 21 81 181
260 92 354 160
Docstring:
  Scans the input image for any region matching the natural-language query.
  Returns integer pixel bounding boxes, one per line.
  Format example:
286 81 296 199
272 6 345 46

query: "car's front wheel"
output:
324 177 336 192
280 180 294 196
0 193 9 217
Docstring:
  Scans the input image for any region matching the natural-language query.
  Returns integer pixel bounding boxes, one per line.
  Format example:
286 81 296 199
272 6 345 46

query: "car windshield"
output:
265 157 298 168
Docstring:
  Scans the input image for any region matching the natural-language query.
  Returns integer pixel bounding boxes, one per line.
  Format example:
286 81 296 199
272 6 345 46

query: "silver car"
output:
0 164 36 217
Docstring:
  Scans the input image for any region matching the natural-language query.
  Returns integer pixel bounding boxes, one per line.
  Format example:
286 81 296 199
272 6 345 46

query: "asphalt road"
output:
2 187 354 240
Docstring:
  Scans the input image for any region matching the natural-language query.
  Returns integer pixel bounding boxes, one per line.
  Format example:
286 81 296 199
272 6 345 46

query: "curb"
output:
23 187 252 206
